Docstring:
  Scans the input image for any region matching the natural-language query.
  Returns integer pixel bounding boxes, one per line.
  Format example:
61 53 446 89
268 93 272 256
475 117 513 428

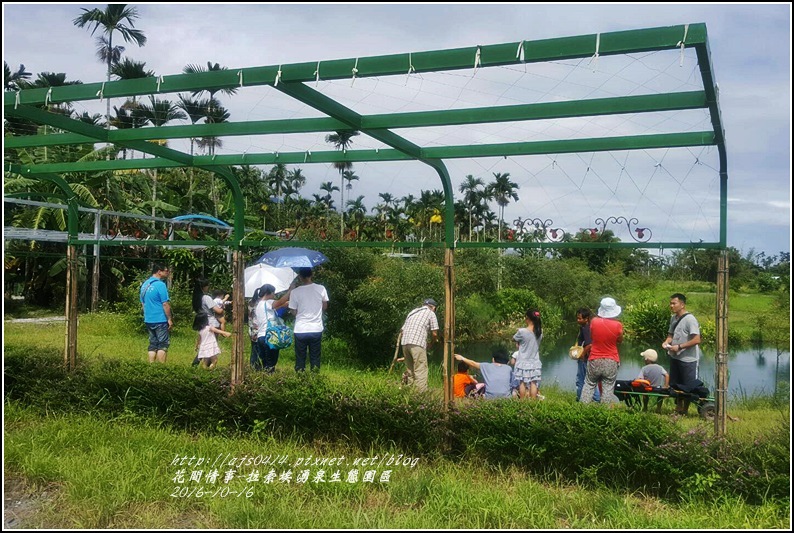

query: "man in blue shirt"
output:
140 263 172 363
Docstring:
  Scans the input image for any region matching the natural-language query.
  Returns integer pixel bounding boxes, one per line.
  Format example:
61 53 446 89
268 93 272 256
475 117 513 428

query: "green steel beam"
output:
458 241 724 250
62 238 724 250
274 81 456 245
276 82 422 157
5 91 708 149
15 132 715 175
6 105 194 165
5 24 706 109
422 131 715 158
695 37 728 248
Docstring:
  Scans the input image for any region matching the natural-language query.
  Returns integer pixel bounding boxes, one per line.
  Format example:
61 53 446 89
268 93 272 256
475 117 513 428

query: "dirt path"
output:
5 317 65 324
3 476 56 529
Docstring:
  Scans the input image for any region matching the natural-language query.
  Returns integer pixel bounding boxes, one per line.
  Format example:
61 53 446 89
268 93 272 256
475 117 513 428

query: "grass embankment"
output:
629 280 778 340
5 403 789 529
4 313 790 528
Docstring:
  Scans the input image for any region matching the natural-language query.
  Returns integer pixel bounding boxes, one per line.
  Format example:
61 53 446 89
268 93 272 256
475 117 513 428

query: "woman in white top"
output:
251 283 288 373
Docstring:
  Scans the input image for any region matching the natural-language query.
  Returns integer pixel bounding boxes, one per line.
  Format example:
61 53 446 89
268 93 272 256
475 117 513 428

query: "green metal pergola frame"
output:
3 23 730 433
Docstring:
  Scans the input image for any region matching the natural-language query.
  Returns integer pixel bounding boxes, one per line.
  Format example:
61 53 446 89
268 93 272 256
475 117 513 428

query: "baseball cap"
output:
640 349 658 362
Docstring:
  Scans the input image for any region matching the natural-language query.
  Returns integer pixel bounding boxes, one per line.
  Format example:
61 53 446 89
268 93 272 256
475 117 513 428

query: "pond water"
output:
440 336 790 399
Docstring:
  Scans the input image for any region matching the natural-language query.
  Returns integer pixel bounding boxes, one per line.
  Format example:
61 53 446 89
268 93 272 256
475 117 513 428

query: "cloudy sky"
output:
3 3 791 257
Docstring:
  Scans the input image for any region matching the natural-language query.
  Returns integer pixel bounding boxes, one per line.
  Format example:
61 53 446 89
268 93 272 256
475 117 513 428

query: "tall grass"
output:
5 403 789 530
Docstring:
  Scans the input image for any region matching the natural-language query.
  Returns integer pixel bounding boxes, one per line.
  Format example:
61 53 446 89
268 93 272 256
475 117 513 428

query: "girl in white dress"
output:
193 313 231 369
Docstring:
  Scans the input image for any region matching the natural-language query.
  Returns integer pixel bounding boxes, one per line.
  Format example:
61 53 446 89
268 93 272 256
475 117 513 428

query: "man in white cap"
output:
636 348 669 413
581 297 623 404
399 298 440 392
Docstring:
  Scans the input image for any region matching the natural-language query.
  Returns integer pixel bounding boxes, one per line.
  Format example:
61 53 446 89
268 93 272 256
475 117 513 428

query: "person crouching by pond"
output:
454 349 513 399
512 308 543 399
193 313 231 369
580 297 624 405
453 360 484 399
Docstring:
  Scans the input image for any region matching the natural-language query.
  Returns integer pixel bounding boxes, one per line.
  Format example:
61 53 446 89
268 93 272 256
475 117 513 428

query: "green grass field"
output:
5 402 789 529
4 312 790 528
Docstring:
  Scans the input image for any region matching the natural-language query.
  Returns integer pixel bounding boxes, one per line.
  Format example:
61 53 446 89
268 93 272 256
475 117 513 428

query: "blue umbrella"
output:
255 247 329 269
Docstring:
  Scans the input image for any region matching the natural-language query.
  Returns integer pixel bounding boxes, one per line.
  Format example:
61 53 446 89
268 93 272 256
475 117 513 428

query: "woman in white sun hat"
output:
580 297 624 404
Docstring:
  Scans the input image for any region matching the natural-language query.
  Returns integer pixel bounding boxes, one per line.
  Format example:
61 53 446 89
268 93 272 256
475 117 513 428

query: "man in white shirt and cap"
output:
399 298 440 392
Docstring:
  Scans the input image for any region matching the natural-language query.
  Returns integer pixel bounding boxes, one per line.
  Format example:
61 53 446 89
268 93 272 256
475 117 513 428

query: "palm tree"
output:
319 181 339 206
176 94 209 211
74 112 106 127
325 130 359 236
487 172 519 242
29 72 83 162
267 164 290 228
346 195 367 239
342 169 359 198
289 168 306 195
110 57 153 80
183 62 239 100
4 62 31 91
73 4 147 130
459 174 485 241
139 96 186 218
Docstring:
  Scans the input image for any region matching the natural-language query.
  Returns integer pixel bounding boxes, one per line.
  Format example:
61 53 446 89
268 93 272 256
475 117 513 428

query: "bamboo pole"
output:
230 248 245 389
64 244 79 370
388 331 403 374
443 247 455 405
91 212 100 311
714 249 729 436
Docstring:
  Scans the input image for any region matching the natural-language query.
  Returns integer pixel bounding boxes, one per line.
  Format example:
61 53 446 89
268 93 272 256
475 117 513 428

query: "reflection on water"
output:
439 336 790 399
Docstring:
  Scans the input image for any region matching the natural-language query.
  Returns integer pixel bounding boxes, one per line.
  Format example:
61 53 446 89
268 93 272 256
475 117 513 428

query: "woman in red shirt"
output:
580 297 623 404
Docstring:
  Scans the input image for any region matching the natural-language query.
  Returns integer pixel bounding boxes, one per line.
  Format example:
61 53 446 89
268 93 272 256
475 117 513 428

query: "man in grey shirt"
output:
454 349 513 399
662 293 702 415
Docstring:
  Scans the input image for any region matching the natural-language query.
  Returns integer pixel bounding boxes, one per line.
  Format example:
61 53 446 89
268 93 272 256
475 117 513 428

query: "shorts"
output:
669 358 698 389
146 322 170 351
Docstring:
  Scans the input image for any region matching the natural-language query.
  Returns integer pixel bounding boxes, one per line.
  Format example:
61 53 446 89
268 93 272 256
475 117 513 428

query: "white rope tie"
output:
314 61 321 87
351 58 359 87
473 46 482 76
275 65 282 87
589 33 600 72
44 87 52 107
676 24 689 67
405 53 416 86
516 40 525 61
96 82 105 102
156 75 164 92
14 91 20 109
238 70 244 87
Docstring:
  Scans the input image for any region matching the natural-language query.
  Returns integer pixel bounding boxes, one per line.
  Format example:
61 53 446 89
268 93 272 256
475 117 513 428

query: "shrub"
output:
455 294 499 340
622 299 670 341
4 349 788 504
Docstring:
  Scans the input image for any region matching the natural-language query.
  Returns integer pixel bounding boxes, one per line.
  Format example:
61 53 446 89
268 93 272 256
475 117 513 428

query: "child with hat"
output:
636 348 670 413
